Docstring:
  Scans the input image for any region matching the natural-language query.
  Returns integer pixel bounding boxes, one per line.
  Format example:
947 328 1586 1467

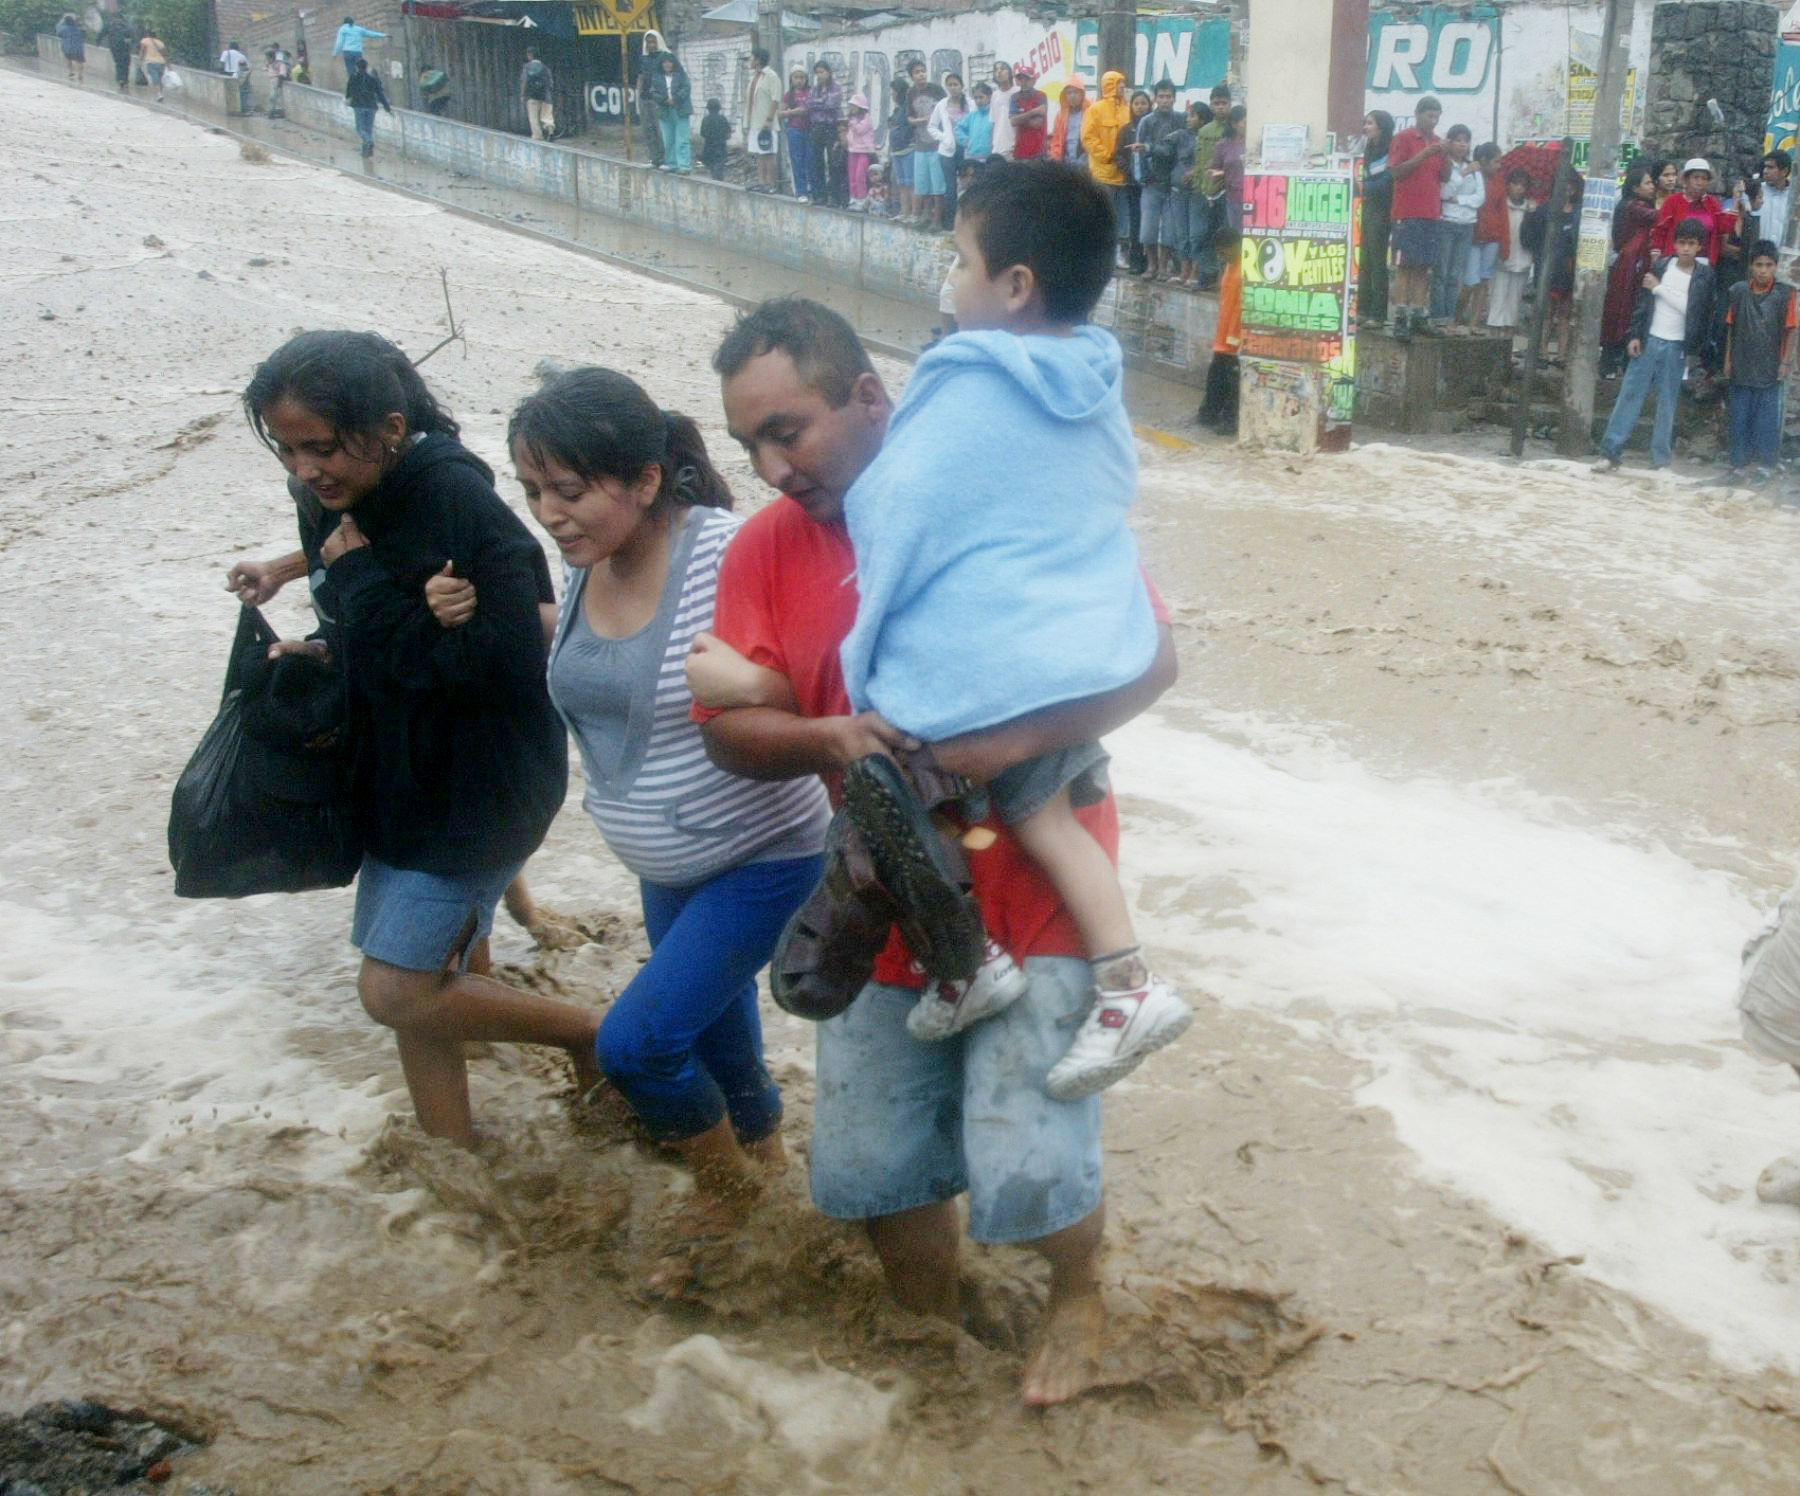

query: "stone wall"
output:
1641 0 1780 174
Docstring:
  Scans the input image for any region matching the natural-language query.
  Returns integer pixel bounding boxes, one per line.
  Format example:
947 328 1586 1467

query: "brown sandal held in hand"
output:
770 812 899 1020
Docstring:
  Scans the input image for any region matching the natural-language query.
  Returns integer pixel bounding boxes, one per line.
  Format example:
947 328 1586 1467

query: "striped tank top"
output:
547 505 828 887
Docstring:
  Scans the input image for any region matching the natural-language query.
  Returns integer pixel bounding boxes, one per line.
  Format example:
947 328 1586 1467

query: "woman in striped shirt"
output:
429 367 828 1274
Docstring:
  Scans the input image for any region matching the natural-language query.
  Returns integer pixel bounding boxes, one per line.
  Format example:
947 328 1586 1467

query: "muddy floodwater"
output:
6 70 1800 1494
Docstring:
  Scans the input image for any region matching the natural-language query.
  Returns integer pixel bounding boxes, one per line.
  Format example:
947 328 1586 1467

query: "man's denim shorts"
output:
809 956 1103 1244
350 854 523 972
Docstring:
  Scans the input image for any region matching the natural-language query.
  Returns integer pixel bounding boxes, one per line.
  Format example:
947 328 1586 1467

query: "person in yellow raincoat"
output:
1081 70 1134 266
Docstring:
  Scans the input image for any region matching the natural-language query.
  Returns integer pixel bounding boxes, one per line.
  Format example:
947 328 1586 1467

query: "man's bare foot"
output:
1021 1287 1106 1406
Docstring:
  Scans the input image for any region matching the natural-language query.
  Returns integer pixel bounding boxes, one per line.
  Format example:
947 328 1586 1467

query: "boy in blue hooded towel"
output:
838 161 1192 1099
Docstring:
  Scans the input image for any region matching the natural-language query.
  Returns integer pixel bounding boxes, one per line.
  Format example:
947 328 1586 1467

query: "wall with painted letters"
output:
1364 0 1655 149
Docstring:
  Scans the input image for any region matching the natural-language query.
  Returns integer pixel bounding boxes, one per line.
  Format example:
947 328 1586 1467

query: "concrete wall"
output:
33 36 1219 385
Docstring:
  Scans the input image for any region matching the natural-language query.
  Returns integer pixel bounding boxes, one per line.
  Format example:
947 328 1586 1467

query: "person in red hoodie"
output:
1652 157 1733 265
1603 162 1660 374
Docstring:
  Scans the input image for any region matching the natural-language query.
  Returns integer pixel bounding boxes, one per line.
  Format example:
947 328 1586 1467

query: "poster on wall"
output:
1769 39 1800 154
1565 58 1635 138
1577 175 1619 273
1240 171 1357 449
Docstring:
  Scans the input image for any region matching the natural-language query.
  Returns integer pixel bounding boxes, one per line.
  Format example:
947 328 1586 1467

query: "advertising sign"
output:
1240 171 1357 447
1577 175 1618 274
1071 14 1229 104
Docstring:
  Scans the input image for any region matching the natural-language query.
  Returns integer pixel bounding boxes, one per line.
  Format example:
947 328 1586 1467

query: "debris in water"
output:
0 1400 211 1494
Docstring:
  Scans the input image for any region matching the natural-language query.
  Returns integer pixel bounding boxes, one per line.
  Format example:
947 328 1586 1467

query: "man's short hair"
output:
712 297 874 407
1767 149 1793 173
751 47 768 65
1752 237 1781 261
956 161 1115 323
1153 78 1175 95
1210 84 1231 102
1416 94 1442 113
1673 217 1706 243
1505 168 1530 187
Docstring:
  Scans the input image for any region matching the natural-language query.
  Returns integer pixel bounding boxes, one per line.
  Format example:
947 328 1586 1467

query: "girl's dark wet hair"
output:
244 330 458 455
1364 110 1394 154
508 367 732 515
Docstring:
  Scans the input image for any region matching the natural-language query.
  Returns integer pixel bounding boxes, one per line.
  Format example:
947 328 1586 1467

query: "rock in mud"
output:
0 1400 214 1495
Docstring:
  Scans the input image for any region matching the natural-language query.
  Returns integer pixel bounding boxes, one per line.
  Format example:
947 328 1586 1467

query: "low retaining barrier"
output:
36 36 1218 387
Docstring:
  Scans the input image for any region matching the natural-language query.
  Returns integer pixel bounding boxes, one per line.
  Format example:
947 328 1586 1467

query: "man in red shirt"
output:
1009 64 1049 161
697 297 1176 1406
1386 94 1449 333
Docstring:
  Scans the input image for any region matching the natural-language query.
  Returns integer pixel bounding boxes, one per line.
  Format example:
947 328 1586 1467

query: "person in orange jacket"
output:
1048 81 1088 165
1081 70 1133 264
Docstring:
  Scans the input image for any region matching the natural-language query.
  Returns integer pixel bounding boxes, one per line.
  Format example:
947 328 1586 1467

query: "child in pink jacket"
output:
846 93 876 208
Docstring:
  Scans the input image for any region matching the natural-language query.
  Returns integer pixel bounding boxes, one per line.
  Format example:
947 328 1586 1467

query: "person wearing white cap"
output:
1651 157 1731 266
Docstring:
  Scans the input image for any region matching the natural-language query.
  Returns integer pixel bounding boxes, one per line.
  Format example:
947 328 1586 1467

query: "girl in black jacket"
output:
243 331 599 1144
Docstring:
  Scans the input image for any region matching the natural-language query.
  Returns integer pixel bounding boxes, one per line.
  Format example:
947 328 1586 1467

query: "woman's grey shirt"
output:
547 506 828 887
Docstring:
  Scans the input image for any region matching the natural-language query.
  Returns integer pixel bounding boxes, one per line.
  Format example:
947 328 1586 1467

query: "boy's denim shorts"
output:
809 957 1103 1244
351 854 523 972
984 740 1110 825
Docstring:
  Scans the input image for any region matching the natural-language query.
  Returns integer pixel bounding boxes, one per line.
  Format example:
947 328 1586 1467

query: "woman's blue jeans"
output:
786 126 812 196
596 853 824 1143
1601 335 1685 467
1431 221 1474 321
657 111 692 171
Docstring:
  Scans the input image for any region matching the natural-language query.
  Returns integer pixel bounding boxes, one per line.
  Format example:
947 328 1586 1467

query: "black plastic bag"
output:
168 607 360 899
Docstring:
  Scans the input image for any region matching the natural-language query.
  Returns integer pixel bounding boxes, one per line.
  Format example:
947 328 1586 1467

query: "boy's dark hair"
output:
1210 84 1231 102
1446 123 1471 142
956 161 1115 323
1766 149 1793 172
1673 217 1706 243
1416 94 1442 113
1751 238 1780 261
244 330 459 456
1473 141 1499 163
510 367 732 516
751 47 768 65
706 98 722 110
972 80 992 97
1153 78 1175 95
1505 168 1529 186
712 297 874 407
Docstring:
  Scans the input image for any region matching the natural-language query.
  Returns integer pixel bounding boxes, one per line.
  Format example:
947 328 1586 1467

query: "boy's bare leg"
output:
865 1200 961 1318
1012 788 1137 960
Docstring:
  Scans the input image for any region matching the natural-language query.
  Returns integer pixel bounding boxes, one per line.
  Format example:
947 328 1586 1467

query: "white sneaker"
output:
1045 975 1192 1100
906 939 1028 1041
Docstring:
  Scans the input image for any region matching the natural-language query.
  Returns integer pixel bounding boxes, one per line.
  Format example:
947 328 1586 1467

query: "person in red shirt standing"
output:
694 297 1177 1407
1652 158 1732 265
1009 65 1049 161
1386 94 1450 335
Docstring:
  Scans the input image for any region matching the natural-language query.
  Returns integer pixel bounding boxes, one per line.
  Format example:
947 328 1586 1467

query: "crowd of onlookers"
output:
691 44 1245 287
1360 92 1800 479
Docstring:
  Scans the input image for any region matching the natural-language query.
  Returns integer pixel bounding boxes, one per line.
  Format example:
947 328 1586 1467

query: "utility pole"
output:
1557 0 1634 455
1099 0 1136 86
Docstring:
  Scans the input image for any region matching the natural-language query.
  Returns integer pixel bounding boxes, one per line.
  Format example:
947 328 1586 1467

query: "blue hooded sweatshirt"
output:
839 325 1156 740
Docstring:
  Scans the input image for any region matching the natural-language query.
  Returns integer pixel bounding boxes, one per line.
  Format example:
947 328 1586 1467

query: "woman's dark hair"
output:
890 78 909 104
508 367 732 515
1226 103 1246 137
1649 157 1673 181
1364 110 1394 154
243 330 458 456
